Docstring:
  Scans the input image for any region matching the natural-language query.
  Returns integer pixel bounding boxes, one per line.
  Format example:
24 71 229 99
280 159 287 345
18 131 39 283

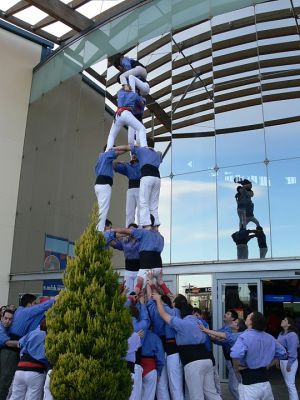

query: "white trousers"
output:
156 359 170 400
10 371 46 400
128 75 150 96
167 353 184 400
213 365 222 395
106 111 147 149
142 369 157 400
238 381 274 400
280 359 299 400
137 268 162 288
124 270 138 294
139 176 161 226
126 188 140 227
94 184 112 232
120 66 147 86
43 370 53 400
129 364 143 400
184 359 221 400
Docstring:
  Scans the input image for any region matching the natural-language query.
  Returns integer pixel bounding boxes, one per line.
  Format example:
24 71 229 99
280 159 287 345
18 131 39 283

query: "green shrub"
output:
46 206 132 400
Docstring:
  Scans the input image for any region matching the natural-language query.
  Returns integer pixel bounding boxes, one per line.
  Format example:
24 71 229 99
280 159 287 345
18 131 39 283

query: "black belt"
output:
125 258 140 271
165 339 179 356
141 164 160 178
240 367 270 385
135 347 142 365
139 251 162 269
177 344 210 367
128 179 140 189
95 175 113 186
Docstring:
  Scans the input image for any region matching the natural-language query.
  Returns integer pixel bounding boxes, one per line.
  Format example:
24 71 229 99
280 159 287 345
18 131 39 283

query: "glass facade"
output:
29 0 300 265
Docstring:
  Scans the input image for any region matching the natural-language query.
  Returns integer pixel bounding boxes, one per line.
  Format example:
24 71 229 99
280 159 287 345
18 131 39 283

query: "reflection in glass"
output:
171 171 217 262
218 164 270 260
265 122 300 161
222 283 258 319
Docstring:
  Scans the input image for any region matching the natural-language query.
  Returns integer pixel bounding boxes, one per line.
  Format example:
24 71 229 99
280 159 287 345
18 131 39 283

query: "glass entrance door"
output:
216 278 262 380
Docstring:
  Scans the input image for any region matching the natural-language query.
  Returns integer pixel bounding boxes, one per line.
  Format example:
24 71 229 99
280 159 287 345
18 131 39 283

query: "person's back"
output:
231 312 286 400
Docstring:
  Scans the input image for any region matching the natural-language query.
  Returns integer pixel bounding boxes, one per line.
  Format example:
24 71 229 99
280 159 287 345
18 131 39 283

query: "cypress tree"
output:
45 206 132 400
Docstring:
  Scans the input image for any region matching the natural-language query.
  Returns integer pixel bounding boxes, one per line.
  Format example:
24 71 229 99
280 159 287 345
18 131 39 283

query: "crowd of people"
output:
0 55 299 400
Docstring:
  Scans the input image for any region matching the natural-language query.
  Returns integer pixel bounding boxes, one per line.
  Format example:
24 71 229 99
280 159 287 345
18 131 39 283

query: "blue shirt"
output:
147 300 165 338
164 305 180 340
277 331 299 369
103 230 116 249
117 89 141 109
120 57 134 71
141 331 165 376
0 322 10 347
113 237 140 261
114 162 141 181
95 149 117 178
133 304 150 345
10 300 55 338
170 315 208 346
230 329 287 368
131 228 164 253
130 146 162 169
132 96 146 117
19 327 49 367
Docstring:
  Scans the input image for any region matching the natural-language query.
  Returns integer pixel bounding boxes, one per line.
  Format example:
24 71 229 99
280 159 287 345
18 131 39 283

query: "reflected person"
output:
231 228 256 260
254 226 268 258
234 178 260 229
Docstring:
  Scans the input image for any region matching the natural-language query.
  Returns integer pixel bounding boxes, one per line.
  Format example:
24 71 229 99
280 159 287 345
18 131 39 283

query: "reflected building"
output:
2 0 300 382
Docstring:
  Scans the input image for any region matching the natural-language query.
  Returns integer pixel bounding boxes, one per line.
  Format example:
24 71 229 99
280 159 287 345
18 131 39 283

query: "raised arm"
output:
113 227 132 235
114 145 131 152
199 325 227 340
152 293 171 324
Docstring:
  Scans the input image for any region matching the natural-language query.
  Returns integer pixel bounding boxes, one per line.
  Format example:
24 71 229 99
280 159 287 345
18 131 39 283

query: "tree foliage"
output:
46 205 132 400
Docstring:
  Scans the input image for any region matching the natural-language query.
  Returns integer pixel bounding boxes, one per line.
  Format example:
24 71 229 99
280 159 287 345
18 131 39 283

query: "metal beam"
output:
26 0 92 31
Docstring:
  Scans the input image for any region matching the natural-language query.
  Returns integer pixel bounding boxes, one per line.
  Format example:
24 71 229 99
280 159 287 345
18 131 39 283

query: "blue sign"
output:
264 294 292 302
43 279 64 296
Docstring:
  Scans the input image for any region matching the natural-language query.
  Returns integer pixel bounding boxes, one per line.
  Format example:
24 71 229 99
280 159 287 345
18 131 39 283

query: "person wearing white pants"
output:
106 226 140 294
141 330 165 400
10 323 48 400
106 89 147 150
94 147 124 232
114 55 148 91
153 294 221 400
231 312 287 400
277 317 299 400
43 369 53 400
113 158 141 227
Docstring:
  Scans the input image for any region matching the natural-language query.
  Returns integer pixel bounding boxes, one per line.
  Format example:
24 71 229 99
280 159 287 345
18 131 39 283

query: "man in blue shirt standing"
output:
106 89 147 149
231 311 287 400
114 156 141 227
0 309 19 400
153 293 221 400
94 146 125 232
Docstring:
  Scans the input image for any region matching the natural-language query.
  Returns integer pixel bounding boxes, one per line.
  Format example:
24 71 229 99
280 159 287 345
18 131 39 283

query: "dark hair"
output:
161 295 172 308
128 223 138 229
251 311 266 331
40 319 47 332
227 309 238 321
256 226 263 231
112 54 122 69
105 219 112 227
281 316 298 334
103 144 107 152
181 304 194 318
129 304 139 320
174 294 188 311
237 318 247 332
3 309 14 317
193 307 201 314
20 294 37 308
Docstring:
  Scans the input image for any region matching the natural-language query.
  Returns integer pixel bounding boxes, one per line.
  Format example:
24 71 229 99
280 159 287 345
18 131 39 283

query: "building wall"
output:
0 27 42 305
9 74 128 304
